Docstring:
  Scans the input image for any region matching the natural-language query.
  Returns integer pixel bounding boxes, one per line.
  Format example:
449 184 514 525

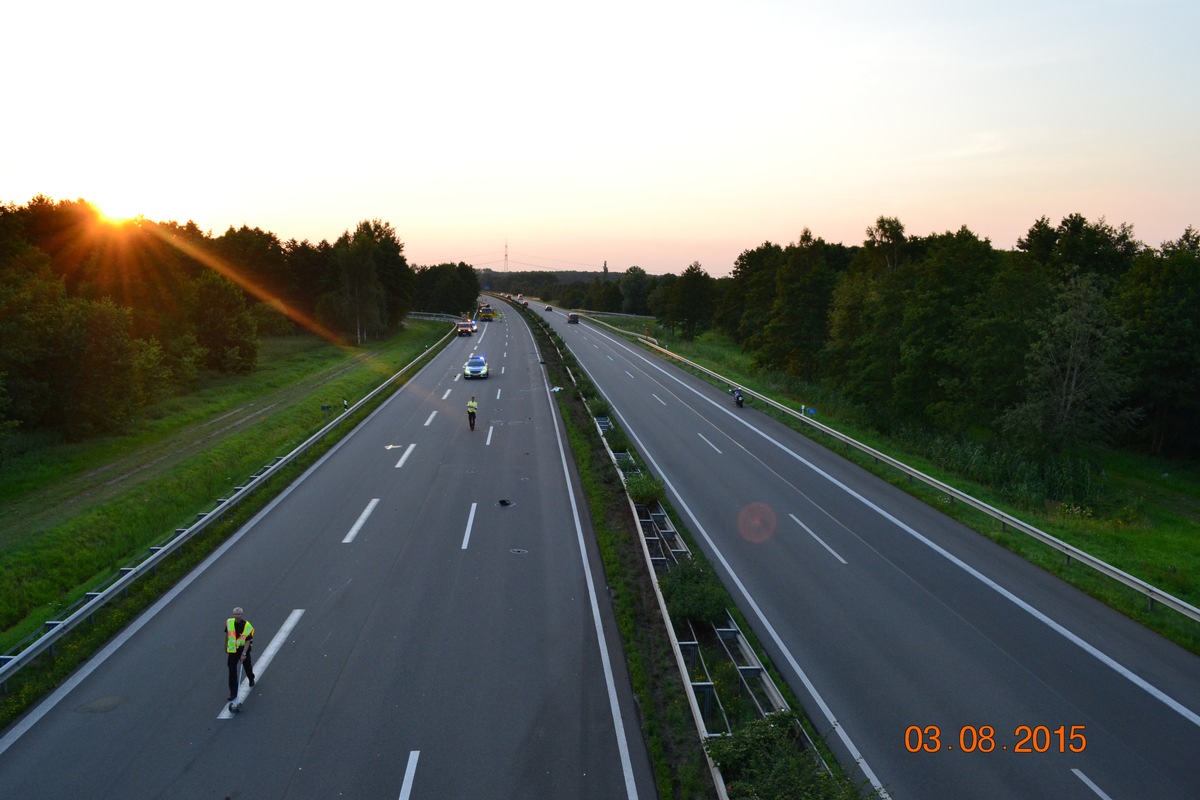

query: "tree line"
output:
486 214 1200 463
0 196 480 448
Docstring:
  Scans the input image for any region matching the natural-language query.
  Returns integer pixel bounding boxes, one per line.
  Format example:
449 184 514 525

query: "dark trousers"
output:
227 649 255 698
468 410 476 430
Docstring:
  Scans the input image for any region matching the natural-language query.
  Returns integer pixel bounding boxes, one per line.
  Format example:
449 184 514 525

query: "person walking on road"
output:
225 607 256 700
467 396 478 431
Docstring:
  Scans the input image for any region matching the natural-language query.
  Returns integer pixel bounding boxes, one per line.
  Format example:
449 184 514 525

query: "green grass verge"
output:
596 316 1200 656
0 324 448 653
530 316 714 798
0 431 349 728
531 310 876 798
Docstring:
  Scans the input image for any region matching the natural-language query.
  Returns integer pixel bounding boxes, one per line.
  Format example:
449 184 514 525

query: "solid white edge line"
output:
218 608 305 719
397 750 421 800
1071 768 1114 799
461 502 477 550
789 513 847 565
646 454 889 797
343 498 380 543
540 377 640 798
0 361 434 755
585 337 886 795
423 410 437 426
394 443 416 469
602 329 1200 729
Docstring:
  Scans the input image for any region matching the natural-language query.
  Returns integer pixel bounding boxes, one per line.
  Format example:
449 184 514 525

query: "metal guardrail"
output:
0 320 458 691
407 312 462 323
619 334 1200 626
540 305 842 795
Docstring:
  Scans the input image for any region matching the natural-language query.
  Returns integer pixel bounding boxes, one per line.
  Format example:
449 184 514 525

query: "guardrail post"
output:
693 681 715 724
0 340 452 693
679 640 698 672
44 621 62 656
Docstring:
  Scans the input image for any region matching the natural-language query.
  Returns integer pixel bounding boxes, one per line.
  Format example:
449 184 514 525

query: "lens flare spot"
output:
738 502 776 544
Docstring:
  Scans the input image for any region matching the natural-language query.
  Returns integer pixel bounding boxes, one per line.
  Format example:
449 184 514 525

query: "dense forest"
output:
0 196 480 448
3 195 1196 485
486 215 1200 470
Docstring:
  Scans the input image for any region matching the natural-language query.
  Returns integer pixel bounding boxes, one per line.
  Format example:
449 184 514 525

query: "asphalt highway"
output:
0 310 656 799
541 306 1200 800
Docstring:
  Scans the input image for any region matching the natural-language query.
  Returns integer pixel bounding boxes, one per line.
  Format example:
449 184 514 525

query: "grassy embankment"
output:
4 311 880 797
0 323 448 725
524 307 870 798
596 315 1200 656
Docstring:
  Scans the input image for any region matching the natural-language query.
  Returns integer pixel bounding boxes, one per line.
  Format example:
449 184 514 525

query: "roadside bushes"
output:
658 557 727 625
707 711 862 800
625 474 665 505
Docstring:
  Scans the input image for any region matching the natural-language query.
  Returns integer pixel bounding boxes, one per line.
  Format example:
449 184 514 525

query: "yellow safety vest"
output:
467 400 478 413
226 618 254 653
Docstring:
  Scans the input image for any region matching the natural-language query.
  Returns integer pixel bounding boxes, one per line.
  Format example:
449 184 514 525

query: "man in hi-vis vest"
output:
467 396 478 431
225 607 256 701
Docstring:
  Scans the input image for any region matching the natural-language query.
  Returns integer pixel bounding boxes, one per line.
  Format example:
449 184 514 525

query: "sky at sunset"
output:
5 1 1197 275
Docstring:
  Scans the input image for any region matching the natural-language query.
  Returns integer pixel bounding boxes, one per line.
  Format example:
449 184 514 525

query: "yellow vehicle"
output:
478 304 497 321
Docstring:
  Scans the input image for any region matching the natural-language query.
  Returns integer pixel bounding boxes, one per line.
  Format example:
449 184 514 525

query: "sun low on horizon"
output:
4 0 1198 274
92 198 142 226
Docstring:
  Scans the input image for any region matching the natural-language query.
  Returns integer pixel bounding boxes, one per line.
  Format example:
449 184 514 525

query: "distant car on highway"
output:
567 313 579 324
545 305 553 312
463 355 489 379
456 320 473 336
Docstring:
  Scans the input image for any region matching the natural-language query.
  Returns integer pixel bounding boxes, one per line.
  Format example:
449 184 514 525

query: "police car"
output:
463 355 489 379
